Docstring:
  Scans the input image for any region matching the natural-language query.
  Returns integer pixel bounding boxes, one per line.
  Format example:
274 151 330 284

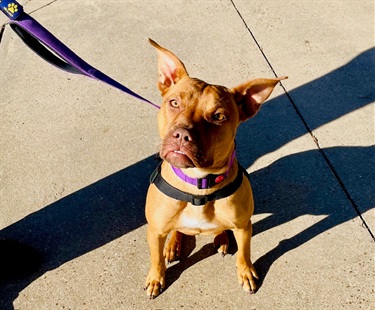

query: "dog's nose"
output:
173 128 192 142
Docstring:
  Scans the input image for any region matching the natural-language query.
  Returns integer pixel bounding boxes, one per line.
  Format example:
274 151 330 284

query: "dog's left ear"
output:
149 39 189 95
232 76 288 121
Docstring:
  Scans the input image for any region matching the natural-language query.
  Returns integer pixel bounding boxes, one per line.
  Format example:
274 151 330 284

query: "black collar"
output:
149 161 249 206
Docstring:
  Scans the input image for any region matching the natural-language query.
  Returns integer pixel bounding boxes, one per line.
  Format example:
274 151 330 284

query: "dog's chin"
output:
164 151 196 168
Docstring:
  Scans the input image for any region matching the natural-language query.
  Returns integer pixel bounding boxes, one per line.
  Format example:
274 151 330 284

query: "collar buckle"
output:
191 195 208 206
196 174 227 189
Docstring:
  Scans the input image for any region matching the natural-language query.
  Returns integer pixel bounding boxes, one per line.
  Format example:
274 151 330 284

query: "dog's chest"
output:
176 204 224 234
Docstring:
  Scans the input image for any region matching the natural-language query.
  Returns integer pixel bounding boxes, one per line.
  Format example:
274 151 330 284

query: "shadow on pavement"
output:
0 48 374 308
250 145 374 289
0 156 156 309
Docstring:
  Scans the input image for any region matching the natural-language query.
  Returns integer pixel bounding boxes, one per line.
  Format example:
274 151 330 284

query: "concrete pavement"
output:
1 0 374 309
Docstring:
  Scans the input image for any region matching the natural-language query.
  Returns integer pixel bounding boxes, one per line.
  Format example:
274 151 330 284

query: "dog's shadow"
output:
0 49 374 307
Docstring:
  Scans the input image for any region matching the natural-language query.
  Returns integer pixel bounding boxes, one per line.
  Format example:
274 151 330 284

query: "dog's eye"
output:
212 113 226 122
169 99 179 108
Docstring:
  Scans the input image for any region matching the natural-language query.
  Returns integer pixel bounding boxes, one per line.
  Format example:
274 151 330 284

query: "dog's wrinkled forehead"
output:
164 77 235 112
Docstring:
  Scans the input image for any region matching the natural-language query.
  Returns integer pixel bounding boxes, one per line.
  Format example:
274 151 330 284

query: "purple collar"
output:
171 148 236 189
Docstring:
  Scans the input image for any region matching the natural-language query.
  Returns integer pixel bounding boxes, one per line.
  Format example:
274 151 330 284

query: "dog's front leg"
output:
145 225 168 299
233 222 259 294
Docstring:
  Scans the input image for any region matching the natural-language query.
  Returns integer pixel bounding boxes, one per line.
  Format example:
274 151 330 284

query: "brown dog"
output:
144 39 287 298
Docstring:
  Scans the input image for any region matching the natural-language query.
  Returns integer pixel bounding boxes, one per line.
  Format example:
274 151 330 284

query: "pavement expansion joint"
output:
27 0 58 16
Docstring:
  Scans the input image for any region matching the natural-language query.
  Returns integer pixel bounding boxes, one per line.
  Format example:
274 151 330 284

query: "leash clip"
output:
0 0 23 20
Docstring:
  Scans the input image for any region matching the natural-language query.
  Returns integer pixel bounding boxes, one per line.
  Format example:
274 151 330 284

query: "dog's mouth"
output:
164 149 196 168
160 138 207 168
160 129 211 168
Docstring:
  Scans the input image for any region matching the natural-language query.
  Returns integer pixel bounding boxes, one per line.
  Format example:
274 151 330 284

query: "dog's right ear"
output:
149 39 189 94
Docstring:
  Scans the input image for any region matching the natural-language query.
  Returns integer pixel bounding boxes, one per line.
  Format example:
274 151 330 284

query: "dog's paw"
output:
144 271 165 299
237 263 259 294
164 244 180 263
164 231 182 263
213 231 229 257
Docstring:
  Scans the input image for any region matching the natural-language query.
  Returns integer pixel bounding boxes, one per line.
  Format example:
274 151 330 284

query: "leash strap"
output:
1 0 159 109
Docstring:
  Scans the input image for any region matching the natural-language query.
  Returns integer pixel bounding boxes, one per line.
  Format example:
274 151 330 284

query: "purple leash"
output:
1 0 159 109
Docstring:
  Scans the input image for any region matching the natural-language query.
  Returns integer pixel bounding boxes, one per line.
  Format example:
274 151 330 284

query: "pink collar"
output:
171 148 236 189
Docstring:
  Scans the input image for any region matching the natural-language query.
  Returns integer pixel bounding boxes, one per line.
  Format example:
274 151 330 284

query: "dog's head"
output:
150 39 287 170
